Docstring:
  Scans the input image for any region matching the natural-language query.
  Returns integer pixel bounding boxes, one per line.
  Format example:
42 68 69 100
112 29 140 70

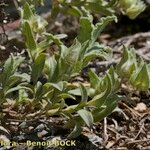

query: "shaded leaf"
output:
77 109 93 128
78 17 93 43
31 53 46 84
80 83 88 102
67 123 82 139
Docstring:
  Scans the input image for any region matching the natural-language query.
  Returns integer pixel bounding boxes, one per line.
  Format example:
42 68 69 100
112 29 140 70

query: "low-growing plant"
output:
0 0 149 139
51 0 146 19
119 0 146 19
117 46 150 91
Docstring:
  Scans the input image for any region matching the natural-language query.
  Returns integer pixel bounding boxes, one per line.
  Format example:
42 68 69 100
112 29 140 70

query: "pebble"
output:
134 102 147 112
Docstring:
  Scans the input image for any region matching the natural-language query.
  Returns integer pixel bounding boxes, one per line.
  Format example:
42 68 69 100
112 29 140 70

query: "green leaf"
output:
85 1 114 15
47 108 60 116
82 49 111 67
117 46 136 78
107 0 118 7
99 73 112 95
29 15 48 33
108 66 120 93
1 57 14 87
44 56 57 81
130 63 149 91
67 123 82 139
88 72 113 106
119 0 146 19
13 56 25 72
50 82 64 91
22 21 37 58
5 85 33 96
37 40 53 53
66 6 82 17
21 0 44 6
78 41 89 60
1 56 24 88
62 40 81 66
87 91 107 107
88 69 101 89
53 40 81 82
68 88 81 96
58 93 75 100
44 33 63 47
77 109 93 128
5 86 24 96
5 73 30 91
31 53 46 84
51 2 60 19
22 2 33 20
78 17 94 43
58 99 66 111
80 83 88 102
91 15 117 44
16 73 31 82
93 95 119 122
37 34 66 53
35 81 43 100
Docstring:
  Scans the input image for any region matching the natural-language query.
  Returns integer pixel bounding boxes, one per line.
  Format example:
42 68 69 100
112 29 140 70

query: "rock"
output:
134 102 147 112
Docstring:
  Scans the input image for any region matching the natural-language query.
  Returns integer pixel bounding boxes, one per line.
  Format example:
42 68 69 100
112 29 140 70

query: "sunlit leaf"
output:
22 21 37 58
130 63 149 91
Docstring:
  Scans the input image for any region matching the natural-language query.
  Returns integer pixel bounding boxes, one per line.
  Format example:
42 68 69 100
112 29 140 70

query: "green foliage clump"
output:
119 0 146 19
117 46 150 91
0 0 149 138
51 0 146 19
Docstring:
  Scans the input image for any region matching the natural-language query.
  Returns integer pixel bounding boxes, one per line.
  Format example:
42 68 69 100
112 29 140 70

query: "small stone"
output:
37 130 48 138
35 124 45 132
28 126 34 131
134 102 147 112
0 45 6 50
